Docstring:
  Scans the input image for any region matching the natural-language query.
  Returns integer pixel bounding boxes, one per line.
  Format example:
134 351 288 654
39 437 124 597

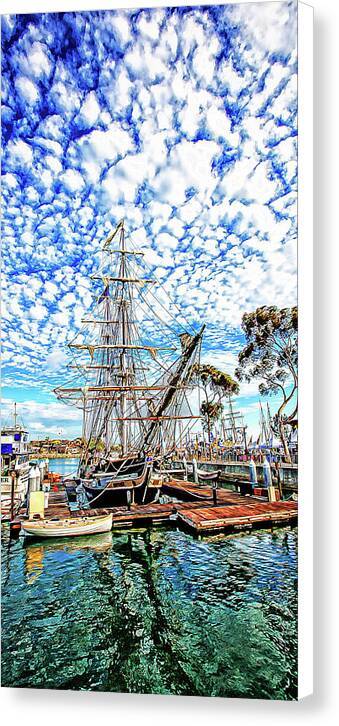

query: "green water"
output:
1 525 297 699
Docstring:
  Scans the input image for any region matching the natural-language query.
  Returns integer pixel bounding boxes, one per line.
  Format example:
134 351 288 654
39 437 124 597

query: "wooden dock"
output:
15 482 70 522
10 478 297 537
162 478 255 503
178 500 298 535
173 458 298 495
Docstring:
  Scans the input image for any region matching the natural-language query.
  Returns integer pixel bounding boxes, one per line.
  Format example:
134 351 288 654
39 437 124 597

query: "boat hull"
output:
81 463 161 507
196 469 220 482
82 480 161 507
21 513 113 538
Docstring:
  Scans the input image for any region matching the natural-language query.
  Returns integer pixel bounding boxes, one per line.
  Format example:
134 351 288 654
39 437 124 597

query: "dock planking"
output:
11 478 297 537
162 478 253 503
178 500 298 534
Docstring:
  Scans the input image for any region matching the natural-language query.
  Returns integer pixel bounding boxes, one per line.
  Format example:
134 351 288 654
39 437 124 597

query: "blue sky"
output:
1 2 297 439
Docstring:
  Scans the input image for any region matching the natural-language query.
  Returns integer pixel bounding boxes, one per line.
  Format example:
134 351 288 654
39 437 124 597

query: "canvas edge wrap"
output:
297 0 314 701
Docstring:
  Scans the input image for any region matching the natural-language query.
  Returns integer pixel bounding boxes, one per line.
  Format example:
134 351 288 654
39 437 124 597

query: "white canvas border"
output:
297 0 314 701
0 0 314 714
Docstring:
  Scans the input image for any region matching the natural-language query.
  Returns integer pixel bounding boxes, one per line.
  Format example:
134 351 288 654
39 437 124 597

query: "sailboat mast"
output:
259 401 269 445
228 396 237 443
120 223 128 456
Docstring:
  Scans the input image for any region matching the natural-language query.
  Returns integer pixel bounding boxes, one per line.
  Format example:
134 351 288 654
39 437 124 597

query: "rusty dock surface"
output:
11 478 297 537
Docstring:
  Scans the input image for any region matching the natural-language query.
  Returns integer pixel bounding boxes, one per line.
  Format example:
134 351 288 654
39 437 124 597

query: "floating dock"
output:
177 500 298 535
173 459 298 495
162 478 255 502
9 476 297 537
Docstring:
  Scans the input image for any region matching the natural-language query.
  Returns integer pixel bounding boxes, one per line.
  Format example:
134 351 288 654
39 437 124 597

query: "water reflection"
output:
1 525 297 699
23 533 113 585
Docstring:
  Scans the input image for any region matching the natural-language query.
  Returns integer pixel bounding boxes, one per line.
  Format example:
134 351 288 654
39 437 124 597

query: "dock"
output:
173 459 298 495
162 478 254 503
9 475 297 538
177 500 298 535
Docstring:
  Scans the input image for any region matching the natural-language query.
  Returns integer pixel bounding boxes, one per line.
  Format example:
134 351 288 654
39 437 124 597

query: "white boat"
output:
21 513 113 538
1 404 30 511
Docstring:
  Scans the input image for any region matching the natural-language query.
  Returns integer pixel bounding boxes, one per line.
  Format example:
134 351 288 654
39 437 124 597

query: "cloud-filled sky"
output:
1 1 297 439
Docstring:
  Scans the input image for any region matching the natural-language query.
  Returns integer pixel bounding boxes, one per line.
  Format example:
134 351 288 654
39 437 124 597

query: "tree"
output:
235 306 297 462
193 364 239 454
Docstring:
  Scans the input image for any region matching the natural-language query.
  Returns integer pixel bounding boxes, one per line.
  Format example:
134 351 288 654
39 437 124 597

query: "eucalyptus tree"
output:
235 306 298 462
193 364 239 452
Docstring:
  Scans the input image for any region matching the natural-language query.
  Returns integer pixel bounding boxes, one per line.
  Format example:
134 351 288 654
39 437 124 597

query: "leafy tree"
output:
88 438 105 453
235 306 297 462
193 364 239 454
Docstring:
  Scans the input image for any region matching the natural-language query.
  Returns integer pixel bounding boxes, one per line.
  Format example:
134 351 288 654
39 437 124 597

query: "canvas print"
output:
1 1 298 699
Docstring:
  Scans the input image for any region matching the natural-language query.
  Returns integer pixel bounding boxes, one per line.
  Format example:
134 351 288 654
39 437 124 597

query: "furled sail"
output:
54 220 204 467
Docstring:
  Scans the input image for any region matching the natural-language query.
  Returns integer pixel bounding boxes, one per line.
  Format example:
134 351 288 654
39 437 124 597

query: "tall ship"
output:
54 221 204 506
1 404 30 511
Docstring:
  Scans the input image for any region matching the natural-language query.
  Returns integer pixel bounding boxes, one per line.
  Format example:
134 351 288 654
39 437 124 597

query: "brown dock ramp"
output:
178 500 298 535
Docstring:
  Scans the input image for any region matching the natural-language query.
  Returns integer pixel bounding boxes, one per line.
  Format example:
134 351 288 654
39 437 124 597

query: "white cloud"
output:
152 139 220 206
2 173 18 188
78 91 101 127
111 13 130 45
49 81 81 115
192 43 218 86
60 169 85 192
30 303 48 321
15 76 39 105
79 125 133 164
16 41 51 79
45 155 62 174
7 139 33 166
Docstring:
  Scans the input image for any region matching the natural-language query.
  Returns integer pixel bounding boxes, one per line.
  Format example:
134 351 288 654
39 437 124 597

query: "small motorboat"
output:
21 513 113 538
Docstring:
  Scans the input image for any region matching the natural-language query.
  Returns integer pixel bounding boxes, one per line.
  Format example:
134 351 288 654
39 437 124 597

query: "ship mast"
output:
119 222 128 455
259 401 269 446
54 220 204 463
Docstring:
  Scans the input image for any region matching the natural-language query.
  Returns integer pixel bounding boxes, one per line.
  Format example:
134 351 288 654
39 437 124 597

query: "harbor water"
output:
1 520 297 699
47 457 79 477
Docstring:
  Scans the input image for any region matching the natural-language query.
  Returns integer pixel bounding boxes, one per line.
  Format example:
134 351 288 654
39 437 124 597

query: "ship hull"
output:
82 482 161 507
81 465 161 508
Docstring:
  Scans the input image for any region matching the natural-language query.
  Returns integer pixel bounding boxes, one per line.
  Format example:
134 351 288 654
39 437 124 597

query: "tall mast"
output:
228 396 237 443
54 220 204 461
142 325 204 452
120 222 128 455
259 401 269 445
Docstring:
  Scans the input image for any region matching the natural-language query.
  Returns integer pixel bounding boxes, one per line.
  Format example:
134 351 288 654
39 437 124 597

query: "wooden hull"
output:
83 484 161 508
21 513 113 538
100 456 144 475
82 465 161 507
